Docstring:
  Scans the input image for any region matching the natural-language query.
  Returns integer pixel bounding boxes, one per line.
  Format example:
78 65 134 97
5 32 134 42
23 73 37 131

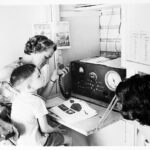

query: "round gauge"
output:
105 70 122 91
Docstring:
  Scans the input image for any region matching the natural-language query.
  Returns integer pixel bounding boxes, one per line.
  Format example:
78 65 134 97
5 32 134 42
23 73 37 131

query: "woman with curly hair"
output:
0 35 68 100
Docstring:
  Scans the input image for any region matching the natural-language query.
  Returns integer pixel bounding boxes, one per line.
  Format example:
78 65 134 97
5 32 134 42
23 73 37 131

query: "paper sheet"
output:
80 57 110 63
80 57 122 68
49 98 97 124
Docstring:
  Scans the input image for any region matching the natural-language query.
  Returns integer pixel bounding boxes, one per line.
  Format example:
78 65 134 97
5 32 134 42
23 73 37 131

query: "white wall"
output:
0 5 101 95
60 10 100 65
0 5 101 69
0 5 103 68
0 5 51 69
121 4 150 76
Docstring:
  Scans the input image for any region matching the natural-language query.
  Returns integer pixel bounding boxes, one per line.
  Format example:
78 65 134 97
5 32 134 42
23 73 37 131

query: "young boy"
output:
9 64 72 146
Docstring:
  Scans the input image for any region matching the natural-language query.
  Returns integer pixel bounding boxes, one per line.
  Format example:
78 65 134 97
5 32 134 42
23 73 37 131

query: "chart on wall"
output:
122 4 150 66
127 30 150 65
32 21 70 49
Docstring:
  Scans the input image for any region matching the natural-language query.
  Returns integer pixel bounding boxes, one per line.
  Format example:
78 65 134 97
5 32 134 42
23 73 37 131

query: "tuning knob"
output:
89 72 97 81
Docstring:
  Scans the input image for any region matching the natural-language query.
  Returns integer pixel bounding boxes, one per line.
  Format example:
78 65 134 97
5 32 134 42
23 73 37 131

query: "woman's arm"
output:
39 67 69 99
0 60 21 82
38 70 58 98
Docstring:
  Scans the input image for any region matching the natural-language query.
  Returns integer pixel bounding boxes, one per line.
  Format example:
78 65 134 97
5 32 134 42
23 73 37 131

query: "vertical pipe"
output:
51 5 61 94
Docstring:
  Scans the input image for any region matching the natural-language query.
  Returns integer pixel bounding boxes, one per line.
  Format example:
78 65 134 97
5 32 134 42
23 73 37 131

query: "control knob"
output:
89 72 97 81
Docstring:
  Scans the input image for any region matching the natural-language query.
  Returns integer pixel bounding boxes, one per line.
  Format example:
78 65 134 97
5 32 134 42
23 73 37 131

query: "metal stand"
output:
97 95 119 130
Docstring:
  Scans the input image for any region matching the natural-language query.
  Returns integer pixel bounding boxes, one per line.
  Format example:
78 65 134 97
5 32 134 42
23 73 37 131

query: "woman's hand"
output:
51 66 69 82
57 67 69 77
0 81 18 99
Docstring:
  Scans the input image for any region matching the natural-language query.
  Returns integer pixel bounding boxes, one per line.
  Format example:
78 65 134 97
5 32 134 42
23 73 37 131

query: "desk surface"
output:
46 95 122 136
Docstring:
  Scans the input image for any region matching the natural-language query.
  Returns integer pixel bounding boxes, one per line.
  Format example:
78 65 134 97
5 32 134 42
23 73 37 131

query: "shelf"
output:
100 25 120 29
100 38 121 42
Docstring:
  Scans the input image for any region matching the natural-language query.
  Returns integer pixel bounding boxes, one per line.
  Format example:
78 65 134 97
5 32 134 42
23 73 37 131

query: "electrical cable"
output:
105 8 113 56
114 7 122 53
99 11 102 54
119 7 122 34
114 34 120 52
53 52 57 94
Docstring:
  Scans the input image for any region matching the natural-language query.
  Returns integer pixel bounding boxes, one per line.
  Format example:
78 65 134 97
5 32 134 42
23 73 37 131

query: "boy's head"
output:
10 64 44 92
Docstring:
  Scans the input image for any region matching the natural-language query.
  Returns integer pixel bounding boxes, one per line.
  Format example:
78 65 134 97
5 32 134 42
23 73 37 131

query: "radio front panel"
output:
71 61 126 104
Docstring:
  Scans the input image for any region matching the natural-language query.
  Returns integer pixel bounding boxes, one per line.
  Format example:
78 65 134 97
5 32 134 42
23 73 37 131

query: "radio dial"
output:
105 70 122 91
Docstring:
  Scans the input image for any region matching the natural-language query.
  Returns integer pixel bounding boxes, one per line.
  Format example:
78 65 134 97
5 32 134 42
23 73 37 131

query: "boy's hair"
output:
10 64 36 87
115 74 150 126
24 35 57 55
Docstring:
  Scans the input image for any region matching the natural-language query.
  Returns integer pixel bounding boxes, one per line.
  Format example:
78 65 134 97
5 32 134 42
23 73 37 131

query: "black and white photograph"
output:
0 0 150 149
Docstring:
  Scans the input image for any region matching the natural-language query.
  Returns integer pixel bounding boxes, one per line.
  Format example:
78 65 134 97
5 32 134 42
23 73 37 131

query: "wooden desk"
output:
46 96 122 136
